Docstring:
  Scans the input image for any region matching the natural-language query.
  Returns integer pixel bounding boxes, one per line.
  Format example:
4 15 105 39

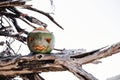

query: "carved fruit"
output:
27 27 55 54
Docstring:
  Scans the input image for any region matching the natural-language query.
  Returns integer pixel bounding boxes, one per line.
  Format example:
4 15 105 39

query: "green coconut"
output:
27 27 55 54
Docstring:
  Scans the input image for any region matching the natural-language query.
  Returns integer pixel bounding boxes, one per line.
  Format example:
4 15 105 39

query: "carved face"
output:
27 28 55 54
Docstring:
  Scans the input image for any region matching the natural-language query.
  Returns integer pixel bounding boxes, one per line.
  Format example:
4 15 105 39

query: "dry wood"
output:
0 42 120 79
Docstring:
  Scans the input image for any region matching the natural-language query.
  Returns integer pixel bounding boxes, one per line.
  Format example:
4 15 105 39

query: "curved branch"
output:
70 42 120 65
23 6 64 30
19 17 36 28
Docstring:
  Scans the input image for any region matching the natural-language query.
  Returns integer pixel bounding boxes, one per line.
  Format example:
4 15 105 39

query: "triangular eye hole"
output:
28 37 34 42
45 38 51 43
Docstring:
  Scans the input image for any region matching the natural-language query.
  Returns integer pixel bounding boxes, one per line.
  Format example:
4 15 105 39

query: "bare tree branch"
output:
0 1 25 7
24 6 64 30
61 63 97 80
70 42 120 65
0 42 120 79
0 31 27 43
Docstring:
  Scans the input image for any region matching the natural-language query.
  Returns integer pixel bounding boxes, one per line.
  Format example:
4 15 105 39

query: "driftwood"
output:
0 42 120 80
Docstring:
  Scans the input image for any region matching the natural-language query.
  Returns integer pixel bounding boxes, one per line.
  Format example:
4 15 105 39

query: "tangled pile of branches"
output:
0 0 63 56
0 1 64 79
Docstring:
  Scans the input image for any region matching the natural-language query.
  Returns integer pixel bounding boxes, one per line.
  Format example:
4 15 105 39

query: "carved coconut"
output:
27 27 55 54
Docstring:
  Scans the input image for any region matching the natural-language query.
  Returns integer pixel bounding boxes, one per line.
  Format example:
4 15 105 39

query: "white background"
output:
2 0 120 80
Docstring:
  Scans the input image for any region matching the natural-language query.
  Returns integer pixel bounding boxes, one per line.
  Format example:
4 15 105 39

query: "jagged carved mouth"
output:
33 45 47 51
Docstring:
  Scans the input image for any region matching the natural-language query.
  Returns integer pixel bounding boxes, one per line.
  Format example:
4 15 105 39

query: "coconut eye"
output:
45 38 51 43
28 37 34 42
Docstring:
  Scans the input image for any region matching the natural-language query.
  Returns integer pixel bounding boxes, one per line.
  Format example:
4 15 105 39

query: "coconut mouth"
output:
33 45 47 51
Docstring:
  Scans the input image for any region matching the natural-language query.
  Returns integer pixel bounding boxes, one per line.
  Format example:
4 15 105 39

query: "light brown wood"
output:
0 42 120 80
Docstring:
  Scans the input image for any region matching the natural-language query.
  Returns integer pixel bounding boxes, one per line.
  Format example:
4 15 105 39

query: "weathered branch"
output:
24 6 64 30
0 1 25 7
0 31 26 43
61 62 97 80
70 42 120 65
0 54 65 76
0 42 120 79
